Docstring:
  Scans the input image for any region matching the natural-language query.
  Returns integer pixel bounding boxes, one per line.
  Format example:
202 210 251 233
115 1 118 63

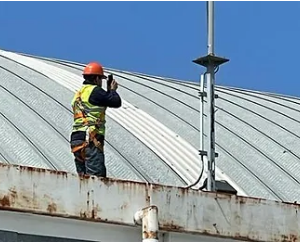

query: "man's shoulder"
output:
82 83 97 88
80 84 100 93
88 86 109 106
91 86 106 94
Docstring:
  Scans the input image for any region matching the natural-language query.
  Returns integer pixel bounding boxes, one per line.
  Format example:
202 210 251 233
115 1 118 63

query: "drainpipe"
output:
134 205 159 242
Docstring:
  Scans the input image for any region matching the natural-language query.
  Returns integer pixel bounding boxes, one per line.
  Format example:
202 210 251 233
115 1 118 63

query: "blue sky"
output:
0 1 299 97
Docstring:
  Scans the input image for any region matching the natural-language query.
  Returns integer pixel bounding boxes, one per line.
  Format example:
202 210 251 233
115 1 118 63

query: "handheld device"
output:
107 74 113 90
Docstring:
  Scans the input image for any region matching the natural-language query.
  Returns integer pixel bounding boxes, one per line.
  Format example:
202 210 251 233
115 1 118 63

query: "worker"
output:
70 62 122 178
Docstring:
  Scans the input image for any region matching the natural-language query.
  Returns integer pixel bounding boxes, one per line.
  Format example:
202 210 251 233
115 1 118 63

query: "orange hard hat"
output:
83 62 107 78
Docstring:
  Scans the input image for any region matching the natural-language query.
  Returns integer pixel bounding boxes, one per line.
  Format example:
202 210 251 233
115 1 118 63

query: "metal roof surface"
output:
1 49 300 203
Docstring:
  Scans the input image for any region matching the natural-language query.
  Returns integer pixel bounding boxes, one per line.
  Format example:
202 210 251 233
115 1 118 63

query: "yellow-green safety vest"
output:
71 84 107 136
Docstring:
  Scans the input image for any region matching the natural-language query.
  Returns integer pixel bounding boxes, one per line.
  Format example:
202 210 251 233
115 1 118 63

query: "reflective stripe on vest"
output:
71 84 107 136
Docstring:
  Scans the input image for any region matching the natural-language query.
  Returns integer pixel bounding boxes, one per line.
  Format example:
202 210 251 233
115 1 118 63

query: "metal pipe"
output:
185 73 206 189
134 205 159 242
207 1 214 55
206 1 216 191
200 73 205 152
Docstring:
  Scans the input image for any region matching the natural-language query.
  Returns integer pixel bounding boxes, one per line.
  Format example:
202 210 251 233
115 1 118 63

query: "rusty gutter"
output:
0 163 299 242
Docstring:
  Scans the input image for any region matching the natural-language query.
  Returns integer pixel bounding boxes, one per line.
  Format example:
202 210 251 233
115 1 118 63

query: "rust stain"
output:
100 177 115 187
289 234 298 242
280 234 298 242
87 191 90 206
178 186 189 196
11 164 69 178
256 197 268 204
79 176 89 191
1 186 40 209
143 231 158 240
80 210 87 218
237 196 247 205
9 187 17 195
91 208 96 218
0 195 10 207
281 234 289 242
232 233 259 242
234 195 269 206
47 202 57 214
80 174 92 180
145 186 150 204
102 176 146 189
49 170 68 177
146 195 150 204
160 221 184 231
22 195 31 204
78 174 147 191
8 187 17 204
166 193 171 205
1 162 148 189
79 207 99 219
150 184 162 191
0 163 7 168
82 189 99 219
19 165 47 173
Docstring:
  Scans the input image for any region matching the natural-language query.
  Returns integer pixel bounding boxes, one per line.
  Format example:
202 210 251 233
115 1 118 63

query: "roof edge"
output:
0 162 299 242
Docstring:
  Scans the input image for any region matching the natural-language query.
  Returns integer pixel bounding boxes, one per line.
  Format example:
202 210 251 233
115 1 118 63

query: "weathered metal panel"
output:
0 210 238 242
0 163 148 225
148 184 300 241
0 163 299 242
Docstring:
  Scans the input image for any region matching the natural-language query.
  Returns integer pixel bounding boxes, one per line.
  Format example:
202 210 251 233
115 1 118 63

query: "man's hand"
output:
110 80 118 91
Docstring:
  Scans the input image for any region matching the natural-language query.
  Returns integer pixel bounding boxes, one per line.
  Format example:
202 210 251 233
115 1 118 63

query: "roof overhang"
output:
0 163 298 242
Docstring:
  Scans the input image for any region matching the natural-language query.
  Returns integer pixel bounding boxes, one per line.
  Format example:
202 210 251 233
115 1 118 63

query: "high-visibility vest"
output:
71 84 107 137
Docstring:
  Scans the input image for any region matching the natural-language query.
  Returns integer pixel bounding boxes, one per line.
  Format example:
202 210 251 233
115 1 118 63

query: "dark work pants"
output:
71 140 107 177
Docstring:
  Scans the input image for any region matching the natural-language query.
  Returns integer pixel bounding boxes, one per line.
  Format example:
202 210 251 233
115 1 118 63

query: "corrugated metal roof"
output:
1 49 300 203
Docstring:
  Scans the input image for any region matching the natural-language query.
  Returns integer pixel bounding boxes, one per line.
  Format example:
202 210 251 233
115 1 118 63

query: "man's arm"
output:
89 87 122 108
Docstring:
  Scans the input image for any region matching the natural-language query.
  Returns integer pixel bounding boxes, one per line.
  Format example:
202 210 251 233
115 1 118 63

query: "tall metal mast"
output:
193 1 229 192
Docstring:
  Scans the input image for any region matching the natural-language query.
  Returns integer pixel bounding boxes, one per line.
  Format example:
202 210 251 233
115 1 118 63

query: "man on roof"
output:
70 62 122 177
